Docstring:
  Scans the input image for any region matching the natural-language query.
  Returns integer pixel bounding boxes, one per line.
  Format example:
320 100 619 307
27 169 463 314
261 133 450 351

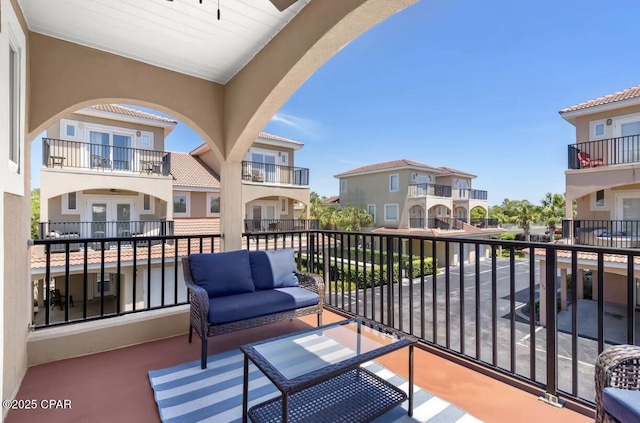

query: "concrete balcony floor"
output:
7 310 592 423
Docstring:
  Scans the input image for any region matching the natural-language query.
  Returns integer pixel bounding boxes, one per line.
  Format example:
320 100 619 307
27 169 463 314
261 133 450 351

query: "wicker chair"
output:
182 256 324 369
595 344 640 423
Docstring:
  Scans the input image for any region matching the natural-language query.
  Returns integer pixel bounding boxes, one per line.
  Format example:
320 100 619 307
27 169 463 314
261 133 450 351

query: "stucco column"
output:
560 268 568 311
121 267 134 312
220 161 243 251
539 260 547 326
37 279 44 307
576 269 584 300
592 270 599 301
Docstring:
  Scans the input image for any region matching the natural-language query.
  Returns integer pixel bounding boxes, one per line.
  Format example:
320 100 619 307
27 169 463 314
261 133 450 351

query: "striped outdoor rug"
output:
149 335 483 423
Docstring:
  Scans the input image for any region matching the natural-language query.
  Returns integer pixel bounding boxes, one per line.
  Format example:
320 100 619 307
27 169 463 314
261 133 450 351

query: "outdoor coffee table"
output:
240 317 417 423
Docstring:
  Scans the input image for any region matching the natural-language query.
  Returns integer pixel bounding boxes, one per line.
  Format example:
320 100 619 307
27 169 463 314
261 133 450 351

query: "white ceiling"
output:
18 0 310 83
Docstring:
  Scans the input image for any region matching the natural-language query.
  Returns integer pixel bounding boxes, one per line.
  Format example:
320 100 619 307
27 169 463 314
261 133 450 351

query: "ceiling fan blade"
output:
269 0 299 12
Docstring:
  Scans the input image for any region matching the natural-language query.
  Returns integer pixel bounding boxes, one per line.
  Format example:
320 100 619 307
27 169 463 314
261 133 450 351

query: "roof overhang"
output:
334 165 443 179
76 107 177 136
559 97 640 124
254 137 303 151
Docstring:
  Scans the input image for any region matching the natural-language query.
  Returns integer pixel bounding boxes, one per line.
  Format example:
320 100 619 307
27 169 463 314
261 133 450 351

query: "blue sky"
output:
31 0 640 206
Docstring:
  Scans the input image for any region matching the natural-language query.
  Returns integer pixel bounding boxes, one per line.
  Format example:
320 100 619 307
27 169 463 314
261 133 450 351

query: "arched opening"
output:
427 205 452 229
453 206 468 223
409 205 425 229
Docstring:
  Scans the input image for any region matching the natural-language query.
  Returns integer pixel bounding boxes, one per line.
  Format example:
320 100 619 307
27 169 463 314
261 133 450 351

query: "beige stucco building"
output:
335 159 500 266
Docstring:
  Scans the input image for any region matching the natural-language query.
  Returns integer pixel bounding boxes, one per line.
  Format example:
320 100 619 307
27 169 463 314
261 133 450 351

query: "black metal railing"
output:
470 218 500 228
38 220 174 242
408 183 452 197
568 136 640 169
567 219 640 248
244 219 319 232
409 218 424 228
452 189 488 201
427 217 463 230
241 161 309 186
42 138 171 175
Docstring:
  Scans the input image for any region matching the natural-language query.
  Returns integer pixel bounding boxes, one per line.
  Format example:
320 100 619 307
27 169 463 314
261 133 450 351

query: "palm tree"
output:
336 205 373 232
507 201 541 241
541 192 565 236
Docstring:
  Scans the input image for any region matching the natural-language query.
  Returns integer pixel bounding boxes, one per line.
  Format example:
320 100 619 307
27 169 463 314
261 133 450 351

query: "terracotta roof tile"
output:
170 152 220 189
526 247 640 265
321 195 340 205
334 159 442 178
257 132 303 145
90 104 177 124
559 85 640 114
174 219 220 236
438 166 476 178
371 225 504 238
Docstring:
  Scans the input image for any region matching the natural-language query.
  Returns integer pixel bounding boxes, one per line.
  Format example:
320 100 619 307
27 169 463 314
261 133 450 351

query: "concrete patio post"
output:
592 270 599 301
576 269 584 299
560 268 568 311
220 161 243 251
539 260 547 326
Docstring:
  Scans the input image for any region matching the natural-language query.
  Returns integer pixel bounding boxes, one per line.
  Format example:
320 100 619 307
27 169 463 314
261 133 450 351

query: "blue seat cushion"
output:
189 251 255 298
249 249 299 290
207 287 319 324
603 387 640 423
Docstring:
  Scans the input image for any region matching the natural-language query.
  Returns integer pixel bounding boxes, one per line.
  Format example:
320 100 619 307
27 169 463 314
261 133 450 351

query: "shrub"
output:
501 233 515 241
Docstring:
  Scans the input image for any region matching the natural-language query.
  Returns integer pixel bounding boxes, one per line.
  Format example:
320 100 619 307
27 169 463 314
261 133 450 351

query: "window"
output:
208 194 220 215
281 198 288 213
65 124 75 137
595 190 605 208
591 120 607 139
384 204 399 221
9 45 20 170
341 180 347 193
141 134 152 148
68 192 77 210
389 174 399 192
143 194 151 211
173 194 189 215
367 204 376 224
96 273 112 296
595 123 605 137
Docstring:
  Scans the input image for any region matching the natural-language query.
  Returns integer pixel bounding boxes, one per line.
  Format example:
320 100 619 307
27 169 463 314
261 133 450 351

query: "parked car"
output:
545 227 563 235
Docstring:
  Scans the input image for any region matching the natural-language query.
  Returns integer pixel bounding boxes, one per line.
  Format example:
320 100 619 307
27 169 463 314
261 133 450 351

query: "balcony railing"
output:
30 228 640 411
470 189 488 200
409 217 424 228
38 220 174 242
408 183 452 197
470 218 500 228
244 219 319 232
42 138 171 175
241 161 309 186
566 219 640 248
568 136 640 169
427 216 464 230
452 189 488 201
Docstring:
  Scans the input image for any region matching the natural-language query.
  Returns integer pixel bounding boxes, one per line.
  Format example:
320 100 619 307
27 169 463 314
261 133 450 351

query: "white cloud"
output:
269 112 321 138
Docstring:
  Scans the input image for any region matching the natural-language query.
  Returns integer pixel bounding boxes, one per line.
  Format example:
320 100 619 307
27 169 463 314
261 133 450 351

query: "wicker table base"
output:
248 367 407 423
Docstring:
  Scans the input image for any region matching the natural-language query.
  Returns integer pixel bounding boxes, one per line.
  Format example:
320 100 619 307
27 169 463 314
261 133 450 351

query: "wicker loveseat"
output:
595 345 640 423
182 249 324 369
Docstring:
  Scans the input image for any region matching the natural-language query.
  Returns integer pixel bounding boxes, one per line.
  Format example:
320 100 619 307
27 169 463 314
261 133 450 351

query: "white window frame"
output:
615 193 640 220
367 204 376 224
595 190 605 208
389 174 399 192
590 119 607 140
142 194 154 213
206 192 220 217
341 180 348 193
384 203 399 221
280 198 288 214
63 192 79 214
95 273 113 297
173 192 190 217
140 131 154 149
65 123 76 137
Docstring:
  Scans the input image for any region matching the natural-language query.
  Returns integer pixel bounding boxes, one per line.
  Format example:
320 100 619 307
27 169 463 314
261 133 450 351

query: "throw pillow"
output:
249 249 299 290
189 250 255 298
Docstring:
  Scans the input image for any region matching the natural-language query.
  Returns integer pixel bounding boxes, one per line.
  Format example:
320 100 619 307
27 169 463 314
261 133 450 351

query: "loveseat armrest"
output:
182 257 210 338
595 344 640 422
296 271 324 306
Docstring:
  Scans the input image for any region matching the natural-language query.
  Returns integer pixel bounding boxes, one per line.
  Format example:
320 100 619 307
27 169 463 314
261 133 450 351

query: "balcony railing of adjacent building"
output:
244 219 319 232
565 219 640 248
452 189 488 201
37 220 174 251
241 161 309 186
42 138 171 175
568 136 640 169
30 229 640 411
409 217 424 228
408 183 452 197
427 217 464 230
470 218 500 228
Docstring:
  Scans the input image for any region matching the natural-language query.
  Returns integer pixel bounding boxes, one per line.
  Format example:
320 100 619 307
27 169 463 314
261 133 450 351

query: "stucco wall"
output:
572 104 640 142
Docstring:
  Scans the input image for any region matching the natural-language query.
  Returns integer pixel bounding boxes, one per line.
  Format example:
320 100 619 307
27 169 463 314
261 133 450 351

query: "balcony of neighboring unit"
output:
452 188 488 201
564 219 640 248
470 218 500 228
42 138 171 176
241 161 309 186
409 217 464 230
244 219 319 233
567 136 640 170
38 220 174 252
407 183 452 197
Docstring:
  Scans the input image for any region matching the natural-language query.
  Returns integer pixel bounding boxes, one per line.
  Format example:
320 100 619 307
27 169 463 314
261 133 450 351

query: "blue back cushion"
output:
189 250 255 298
249 249 299 290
